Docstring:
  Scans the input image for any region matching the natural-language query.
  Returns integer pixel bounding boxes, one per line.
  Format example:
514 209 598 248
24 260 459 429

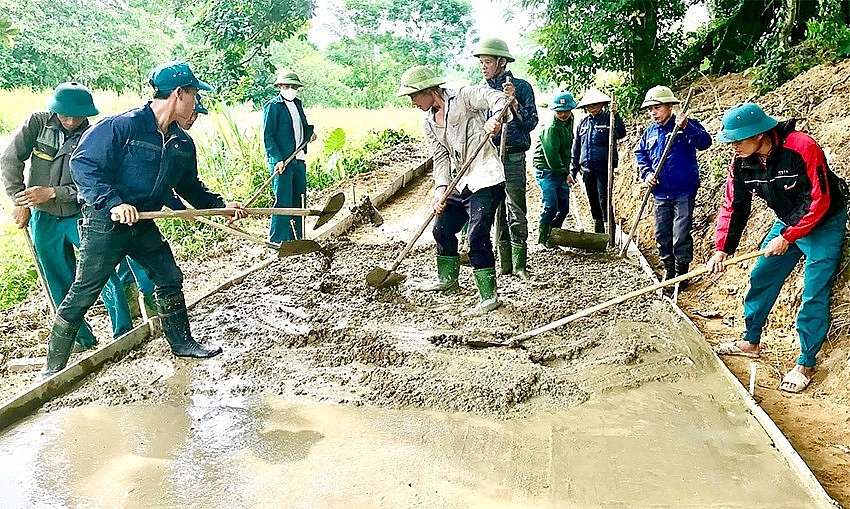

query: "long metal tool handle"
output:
244 131 313 208
386 97 516 273
22 226 57 314
606 93 616 246
619 88 694 258
193 216 266 246
509 249 765 345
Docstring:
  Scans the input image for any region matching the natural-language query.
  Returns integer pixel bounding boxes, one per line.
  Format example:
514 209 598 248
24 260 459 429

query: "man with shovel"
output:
474 38 538 279
635 85 711 290
263 69 316 246
708 103 848 393
40 61 248 378
397 65 510 315
1 82 134 351
571 88 627 234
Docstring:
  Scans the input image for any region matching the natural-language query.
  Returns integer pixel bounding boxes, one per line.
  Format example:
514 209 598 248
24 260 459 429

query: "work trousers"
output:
653 194 696 266
56 205 184 327
494 151 528 245
269 159 307 243
434 184 504 269
29 209 131 344
743 207 847 367
582 169 609 222
535 169 570 227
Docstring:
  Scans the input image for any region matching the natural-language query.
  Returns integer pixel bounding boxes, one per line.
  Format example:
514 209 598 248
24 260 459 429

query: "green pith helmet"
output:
396 65 446 97
550 92 576 111
576 88 611 109
716 103 778 143
46 82 99 117
472 37 515 62
274 70 303 87
640 85 680 109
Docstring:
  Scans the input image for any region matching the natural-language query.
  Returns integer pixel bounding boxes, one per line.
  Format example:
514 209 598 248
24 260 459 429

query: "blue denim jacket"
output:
70 102 226 212
635 117 712 199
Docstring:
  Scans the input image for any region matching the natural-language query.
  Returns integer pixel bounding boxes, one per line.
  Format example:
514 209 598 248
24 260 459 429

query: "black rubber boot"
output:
498 241 513 276
419 256 460 292
662 262 677 297
157 294 222 358
675 262 690 290
512 243 530 280
41 315 82 378
593 219 605 234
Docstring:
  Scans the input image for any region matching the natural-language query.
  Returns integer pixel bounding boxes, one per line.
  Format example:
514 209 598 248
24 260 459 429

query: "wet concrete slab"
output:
0 368 820 509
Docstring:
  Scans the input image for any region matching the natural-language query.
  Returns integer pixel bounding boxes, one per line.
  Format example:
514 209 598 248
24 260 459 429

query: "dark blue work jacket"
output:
70 102 225 212
485 71 538 152
571 110 626 175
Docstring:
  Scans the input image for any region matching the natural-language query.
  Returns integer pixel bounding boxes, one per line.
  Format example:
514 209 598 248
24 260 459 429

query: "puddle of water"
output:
0 371 817 509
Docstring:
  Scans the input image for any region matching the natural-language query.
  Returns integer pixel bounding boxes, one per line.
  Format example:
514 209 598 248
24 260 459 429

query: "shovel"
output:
619 88 693 258
191 216 323 257
467 249 766 348
366 97 516 289
547 184 609 251
244 128 314 208
126 192 345 230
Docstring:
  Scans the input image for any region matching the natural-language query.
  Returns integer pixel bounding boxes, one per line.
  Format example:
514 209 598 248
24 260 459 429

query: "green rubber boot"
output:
538 224 553 248
467 267 501 316
593 219 605 234
498 241 513 275
41 315 82 378
512 243 530 280
419 256 460 292
123 282 142 320
142 293 158 319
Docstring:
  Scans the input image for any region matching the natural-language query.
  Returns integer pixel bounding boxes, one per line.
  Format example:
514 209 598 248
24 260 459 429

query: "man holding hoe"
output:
41 61 247 377
397 65 510 315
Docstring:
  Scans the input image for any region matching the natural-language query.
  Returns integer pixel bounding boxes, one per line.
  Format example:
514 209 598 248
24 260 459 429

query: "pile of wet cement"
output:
45 236 700 418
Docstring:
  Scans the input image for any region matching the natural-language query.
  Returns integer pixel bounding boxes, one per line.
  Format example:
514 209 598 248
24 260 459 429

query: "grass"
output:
0 88 425 310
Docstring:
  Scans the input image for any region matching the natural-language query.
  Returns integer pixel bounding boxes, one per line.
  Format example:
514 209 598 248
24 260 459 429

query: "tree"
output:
183 0 314 102
523 0 688 109
324 0 476 108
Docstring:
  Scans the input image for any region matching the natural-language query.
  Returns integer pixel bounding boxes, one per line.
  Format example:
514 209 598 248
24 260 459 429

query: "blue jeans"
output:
57 205 184 326
495 151 529 245
653 194 696 265
582 169 609 221
743 207 847 367
433 184 504 269
30 209 131 344
269 159 307 243
535 169 570 227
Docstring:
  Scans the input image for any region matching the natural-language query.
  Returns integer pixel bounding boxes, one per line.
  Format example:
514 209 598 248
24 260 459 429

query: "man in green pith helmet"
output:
397 65 511 315
1 82 134 350
263 69 316 246
474 37 538 280
709 102 848 394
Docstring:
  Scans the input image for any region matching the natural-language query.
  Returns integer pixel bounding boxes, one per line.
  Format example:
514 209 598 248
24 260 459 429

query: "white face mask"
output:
281 88 297 101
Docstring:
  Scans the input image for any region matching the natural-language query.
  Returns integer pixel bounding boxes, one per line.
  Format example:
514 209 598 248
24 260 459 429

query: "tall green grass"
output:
0 90 425 310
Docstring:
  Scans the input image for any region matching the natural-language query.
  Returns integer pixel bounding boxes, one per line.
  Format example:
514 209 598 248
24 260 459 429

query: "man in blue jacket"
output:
571 88 626 233
474 38 538 279
41 61 247 378
263 70 316 246
635 85 712 287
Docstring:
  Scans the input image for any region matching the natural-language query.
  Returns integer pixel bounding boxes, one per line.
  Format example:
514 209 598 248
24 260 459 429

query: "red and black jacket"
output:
715 119 846 254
